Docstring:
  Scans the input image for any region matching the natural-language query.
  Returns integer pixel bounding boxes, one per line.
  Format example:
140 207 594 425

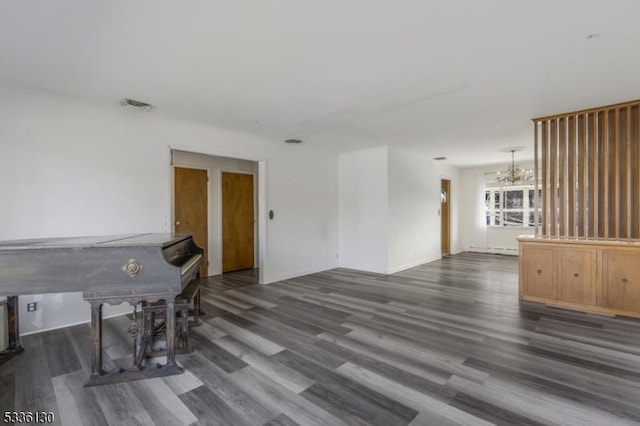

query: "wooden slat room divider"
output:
533 99 640 240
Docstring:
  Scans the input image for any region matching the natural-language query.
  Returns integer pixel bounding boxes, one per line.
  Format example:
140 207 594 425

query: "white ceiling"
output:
2 0 640 166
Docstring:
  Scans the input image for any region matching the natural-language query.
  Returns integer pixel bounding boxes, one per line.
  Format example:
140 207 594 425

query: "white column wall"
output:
388 148 461 273
337 147 389 274
338 146 461 275
264 142 339 282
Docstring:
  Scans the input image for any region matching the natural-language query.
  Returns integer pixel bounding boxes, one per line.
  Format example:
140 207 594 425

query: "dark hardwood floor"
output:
2 253 640 425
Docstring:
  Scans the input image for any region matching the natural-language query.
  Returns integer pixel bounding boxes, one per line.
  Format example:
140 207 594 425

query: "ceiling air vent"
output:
119 98 152 111
284 138 303 144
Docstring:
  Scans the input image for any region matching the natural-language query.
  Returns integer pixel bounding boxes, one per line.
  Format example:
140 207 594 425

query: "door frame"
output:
441 179 451 256
166 145 267 284
218 169 258 271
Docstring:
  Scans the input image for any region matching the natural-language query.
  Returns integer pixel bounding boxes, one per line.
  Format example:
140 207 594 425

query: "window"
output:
485 185 540 227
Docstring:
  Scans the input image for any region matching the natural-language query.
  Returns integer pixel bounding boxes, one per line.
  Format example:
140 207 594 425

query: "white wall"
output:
388 149 439 272
338 147 389 274
0 85 338 334
171 150 259 276
263 142 339 282
388 149 461 273
459 164 534 255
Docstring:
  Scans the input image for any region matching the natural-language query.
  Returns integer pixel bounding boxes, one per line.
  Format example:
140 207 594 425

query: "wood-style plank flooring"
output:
2 253 640 425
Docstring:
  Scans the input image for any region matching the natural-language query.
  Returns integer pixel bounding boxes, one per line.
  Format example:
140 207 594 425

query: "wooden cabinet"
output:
519 238 640 319
557 248 596 306
602 250 640 313
521 246 557 300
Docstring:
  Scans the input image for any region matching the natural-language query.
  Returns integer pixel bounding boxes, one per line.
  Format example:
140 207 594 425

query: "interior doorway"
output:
171 150 260 278
174 167 209 276
441 179 451 256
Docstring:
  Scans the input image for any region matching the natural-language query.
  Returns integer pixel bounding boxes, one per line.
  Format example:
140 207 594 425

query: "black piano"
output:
0 233 203 386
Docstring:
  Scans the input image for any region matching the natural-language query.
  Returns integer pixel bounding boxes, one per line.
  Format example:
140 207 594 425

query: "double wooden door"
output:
174 168 255 275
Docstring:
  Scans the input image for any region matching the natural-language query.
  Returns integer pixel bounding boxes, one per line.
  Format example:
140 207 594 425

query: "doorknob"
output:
176 221 181 226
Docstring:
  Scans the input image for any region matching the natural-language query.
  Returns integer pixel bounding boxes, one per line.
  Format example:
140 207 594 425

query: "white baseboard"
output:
387 255 440 274
262 263 338 284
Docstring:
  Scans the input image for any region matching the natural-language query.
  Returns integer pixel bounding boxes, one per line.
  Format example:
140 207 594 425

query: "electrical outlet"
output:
27 302 37 312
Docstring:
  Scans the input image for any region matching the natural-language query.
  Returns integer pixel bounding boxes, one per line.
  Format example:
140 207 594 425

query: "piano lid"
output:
0 233 203 298
0 233 193 251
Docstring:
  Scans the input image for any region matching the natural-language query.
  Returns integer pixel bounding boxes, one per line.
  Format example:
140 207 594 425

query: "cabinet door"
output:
522 246 557 300
602 250 640 312
557 248 596 305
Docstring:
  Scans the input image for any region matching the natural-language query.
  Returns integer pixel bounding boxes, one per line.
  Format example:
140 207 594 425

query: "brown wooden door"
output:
441 179 451 255
222 172 255 272
174 167 208 276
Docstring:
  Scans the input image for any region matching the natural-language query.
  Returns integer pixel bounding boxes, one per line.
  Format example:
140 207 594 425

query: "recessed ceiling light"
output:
433 157 447 161
284 138 303 144
119 98 152 111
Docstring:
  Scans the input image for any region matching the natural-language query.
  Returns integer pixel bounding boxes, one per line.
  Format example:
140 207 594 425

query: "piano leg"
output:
84 296 183 387
0 296 24 365
135 304 154 368
89 301 105 378
165 300 176 367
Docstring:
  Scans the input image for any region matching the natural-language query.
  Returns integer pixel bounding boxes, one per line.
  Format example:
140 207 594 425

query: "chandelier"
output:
496 147 533 186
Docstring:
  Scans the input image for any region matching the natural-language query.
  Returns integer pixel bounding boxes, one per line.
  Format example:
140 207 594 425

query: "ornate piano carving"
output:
0 233 203 386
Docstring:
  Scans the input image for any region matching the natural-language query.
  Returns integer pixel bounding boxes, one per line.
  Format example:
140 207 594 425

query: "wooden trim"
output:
517 235 640 247
550 119 557 236
590 113 598 239
558 117 566 237
637 106 640 239
567 116 576 237
578 114 586 238
541 121 548 236
534 99 640 241
532 99 640 121
520 295 640 320
626 107 632 238
614 109 620 239
603 110 609 238
534 123 540 237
